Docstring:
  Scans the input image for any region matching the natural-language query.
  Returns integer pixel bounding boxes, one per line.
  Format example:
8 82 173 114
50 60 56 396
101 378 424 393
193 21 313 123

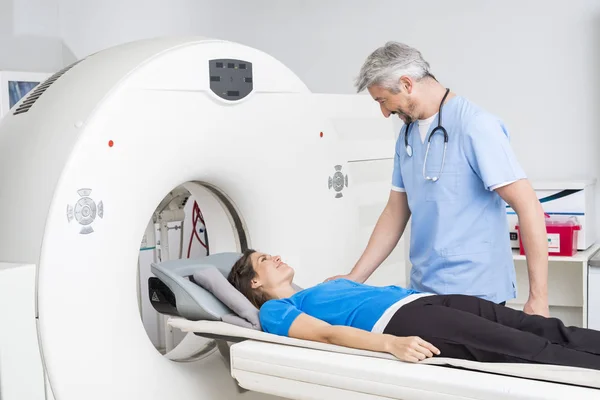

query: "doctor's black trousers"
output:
383 294 600 370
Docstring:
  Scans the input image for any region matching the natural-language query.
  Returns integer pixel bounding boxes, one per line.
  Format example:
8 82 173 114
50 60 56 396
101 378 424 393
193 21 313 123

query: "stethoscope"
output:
404 88 450 182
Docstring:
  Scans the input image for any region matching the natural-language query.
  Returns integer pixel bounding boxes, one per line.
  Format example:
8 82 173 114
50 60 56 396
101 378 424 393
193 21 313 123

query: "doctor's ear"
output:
398 76 413 94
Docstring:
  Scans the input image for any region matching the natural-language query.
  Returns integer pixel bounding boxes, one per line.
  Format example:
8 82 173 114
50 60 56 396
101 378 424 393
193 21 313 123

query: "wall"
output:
0 0 12 34
0 0 64 72
56 0 213 64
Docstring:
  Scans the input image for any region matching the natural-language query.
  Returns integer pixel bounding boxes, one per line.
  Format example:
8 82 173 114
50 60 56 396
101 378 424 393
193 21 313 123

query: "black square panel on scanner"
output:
209 59 253 101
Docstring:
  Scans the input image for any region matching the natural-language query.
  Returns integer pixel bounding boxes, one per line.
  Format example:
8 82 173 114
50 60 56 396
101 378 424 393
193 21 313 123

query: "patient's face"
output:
250 252 293 291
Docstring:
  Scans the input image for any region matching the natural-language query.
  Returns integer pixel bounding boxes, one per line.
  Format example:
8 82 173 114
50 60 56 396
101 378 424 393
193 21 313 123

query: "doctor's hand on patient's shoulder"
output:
383 335 441 363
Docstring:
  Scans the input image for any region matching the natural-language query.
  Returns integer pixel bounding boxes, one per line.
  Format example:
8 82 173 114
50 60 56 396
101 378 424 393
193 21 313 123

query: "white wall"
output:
0 0 63 72
0 0 12 34
56 0 214 64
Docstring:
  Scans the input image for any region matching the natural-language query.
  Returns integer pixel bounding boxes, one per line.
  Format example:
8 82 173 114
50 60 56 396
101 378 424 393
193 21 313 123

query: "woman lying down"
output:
227 249 600 370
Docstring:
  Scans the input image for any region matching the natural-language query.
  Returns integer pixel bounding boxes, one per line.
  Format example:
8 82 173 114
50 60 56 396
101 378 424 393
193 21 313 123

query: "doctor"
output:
327 41 550 317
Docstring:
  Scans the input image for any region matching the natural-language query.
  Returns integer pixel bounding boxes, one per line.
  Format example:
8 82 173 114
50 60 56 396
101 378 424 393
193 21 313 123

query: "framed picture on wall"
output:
0 71 52 119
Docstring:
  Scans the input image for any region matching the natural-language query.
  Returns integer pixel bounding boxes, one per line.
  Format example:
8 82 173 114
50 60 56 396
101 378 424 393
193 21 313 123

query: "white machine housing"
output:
589 253 600 331
0 37 398 400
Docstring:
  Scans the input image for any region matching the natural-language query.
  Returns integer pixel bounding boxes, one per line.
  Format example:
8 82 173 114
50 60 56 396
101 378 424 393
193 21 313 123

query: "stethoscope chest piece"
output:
406 144 413 157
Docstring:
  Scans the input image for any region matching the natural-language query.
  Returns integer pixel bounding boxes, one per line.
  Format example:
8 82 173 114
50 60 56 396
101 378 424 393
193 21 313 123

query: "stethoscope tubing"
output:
403 88 450 182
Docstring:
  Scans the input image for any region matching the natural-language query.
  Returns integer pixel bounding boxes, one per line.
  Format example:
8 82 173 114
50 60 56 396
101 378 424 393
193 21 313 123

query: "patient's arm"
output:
288 313 440 363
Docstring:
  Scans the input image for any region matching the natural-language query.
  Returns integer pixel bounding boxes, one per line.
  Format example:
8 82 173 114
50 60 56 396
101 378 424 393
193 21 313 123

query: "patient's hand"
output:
384 335 440 363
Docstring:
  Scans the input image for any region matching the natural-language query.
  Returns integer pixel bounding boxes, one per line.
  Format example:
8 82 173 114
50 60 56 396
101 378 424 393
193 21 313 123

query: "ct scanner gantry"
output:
0 37 397 400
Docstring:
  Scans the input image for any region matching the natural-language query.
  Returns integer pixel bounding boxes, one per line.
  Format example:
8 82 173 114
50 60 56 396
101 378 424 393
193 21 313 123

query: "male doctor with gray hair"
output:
327 41 550 317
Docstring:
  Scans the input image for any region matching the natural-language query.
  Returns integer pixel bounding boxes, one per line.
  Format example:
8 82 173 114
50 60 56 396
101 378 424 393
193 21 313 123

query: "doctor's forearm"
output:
519 207 549 299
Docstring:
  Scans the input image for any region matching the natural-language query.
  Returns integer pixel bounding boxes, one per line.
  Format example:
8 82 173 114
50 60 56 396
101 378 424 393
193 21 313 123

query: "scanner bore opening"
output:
136 181 248 355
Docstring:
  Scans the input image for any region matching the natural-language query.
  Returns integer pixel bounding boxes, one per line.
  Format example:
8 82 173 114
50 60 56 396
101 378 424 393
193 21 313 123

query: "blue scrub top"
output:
392 96 525 303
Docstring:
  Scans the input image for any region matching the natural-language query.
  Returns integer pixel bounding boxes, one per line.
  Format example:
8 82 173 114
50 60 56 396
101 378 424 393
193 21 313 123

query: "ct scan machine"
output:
0 37 599 400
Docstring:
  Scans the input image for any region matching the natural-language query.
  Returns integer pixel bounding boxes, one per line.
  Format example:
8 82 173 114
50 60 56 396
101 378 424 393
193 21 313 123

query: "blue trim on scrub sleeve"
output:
392 143 405 192
259 299 302 336
462 114 526 191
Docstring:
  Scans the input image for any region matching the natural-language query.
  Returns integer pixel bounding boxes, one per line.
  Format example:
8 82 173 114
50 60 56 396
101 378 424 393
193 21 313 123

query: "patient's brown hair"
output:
228 249 272 308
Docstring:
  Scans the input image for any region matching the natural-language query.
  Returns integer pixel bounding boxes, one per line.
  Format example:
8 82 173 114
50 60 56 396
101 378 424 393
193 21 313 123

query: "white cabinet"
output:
509 244 600 328
588 254 600 330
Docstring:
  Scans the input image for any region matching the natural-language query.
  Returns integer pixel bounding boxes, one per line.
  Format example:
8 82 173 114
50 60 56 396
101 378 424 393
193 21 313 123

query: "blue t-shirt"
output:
259 279 420 336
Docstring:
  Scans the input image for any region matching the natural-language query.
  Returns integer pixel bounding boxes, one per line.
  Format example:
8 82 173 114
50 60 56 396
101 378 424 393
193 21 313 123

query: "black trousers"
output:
383 294 600 370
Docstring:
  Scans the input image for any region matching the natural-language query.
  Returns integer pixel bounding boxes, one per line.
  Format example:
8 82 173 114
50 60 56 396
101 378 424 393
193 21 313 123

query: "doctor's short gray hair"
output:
355 41 433 93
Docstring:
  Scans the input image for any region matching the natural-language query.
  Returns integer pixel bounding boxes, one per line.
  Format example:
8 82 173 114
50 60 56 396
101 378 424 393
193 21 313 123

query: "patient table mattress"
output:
231 340 599 400
169 318 600 400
